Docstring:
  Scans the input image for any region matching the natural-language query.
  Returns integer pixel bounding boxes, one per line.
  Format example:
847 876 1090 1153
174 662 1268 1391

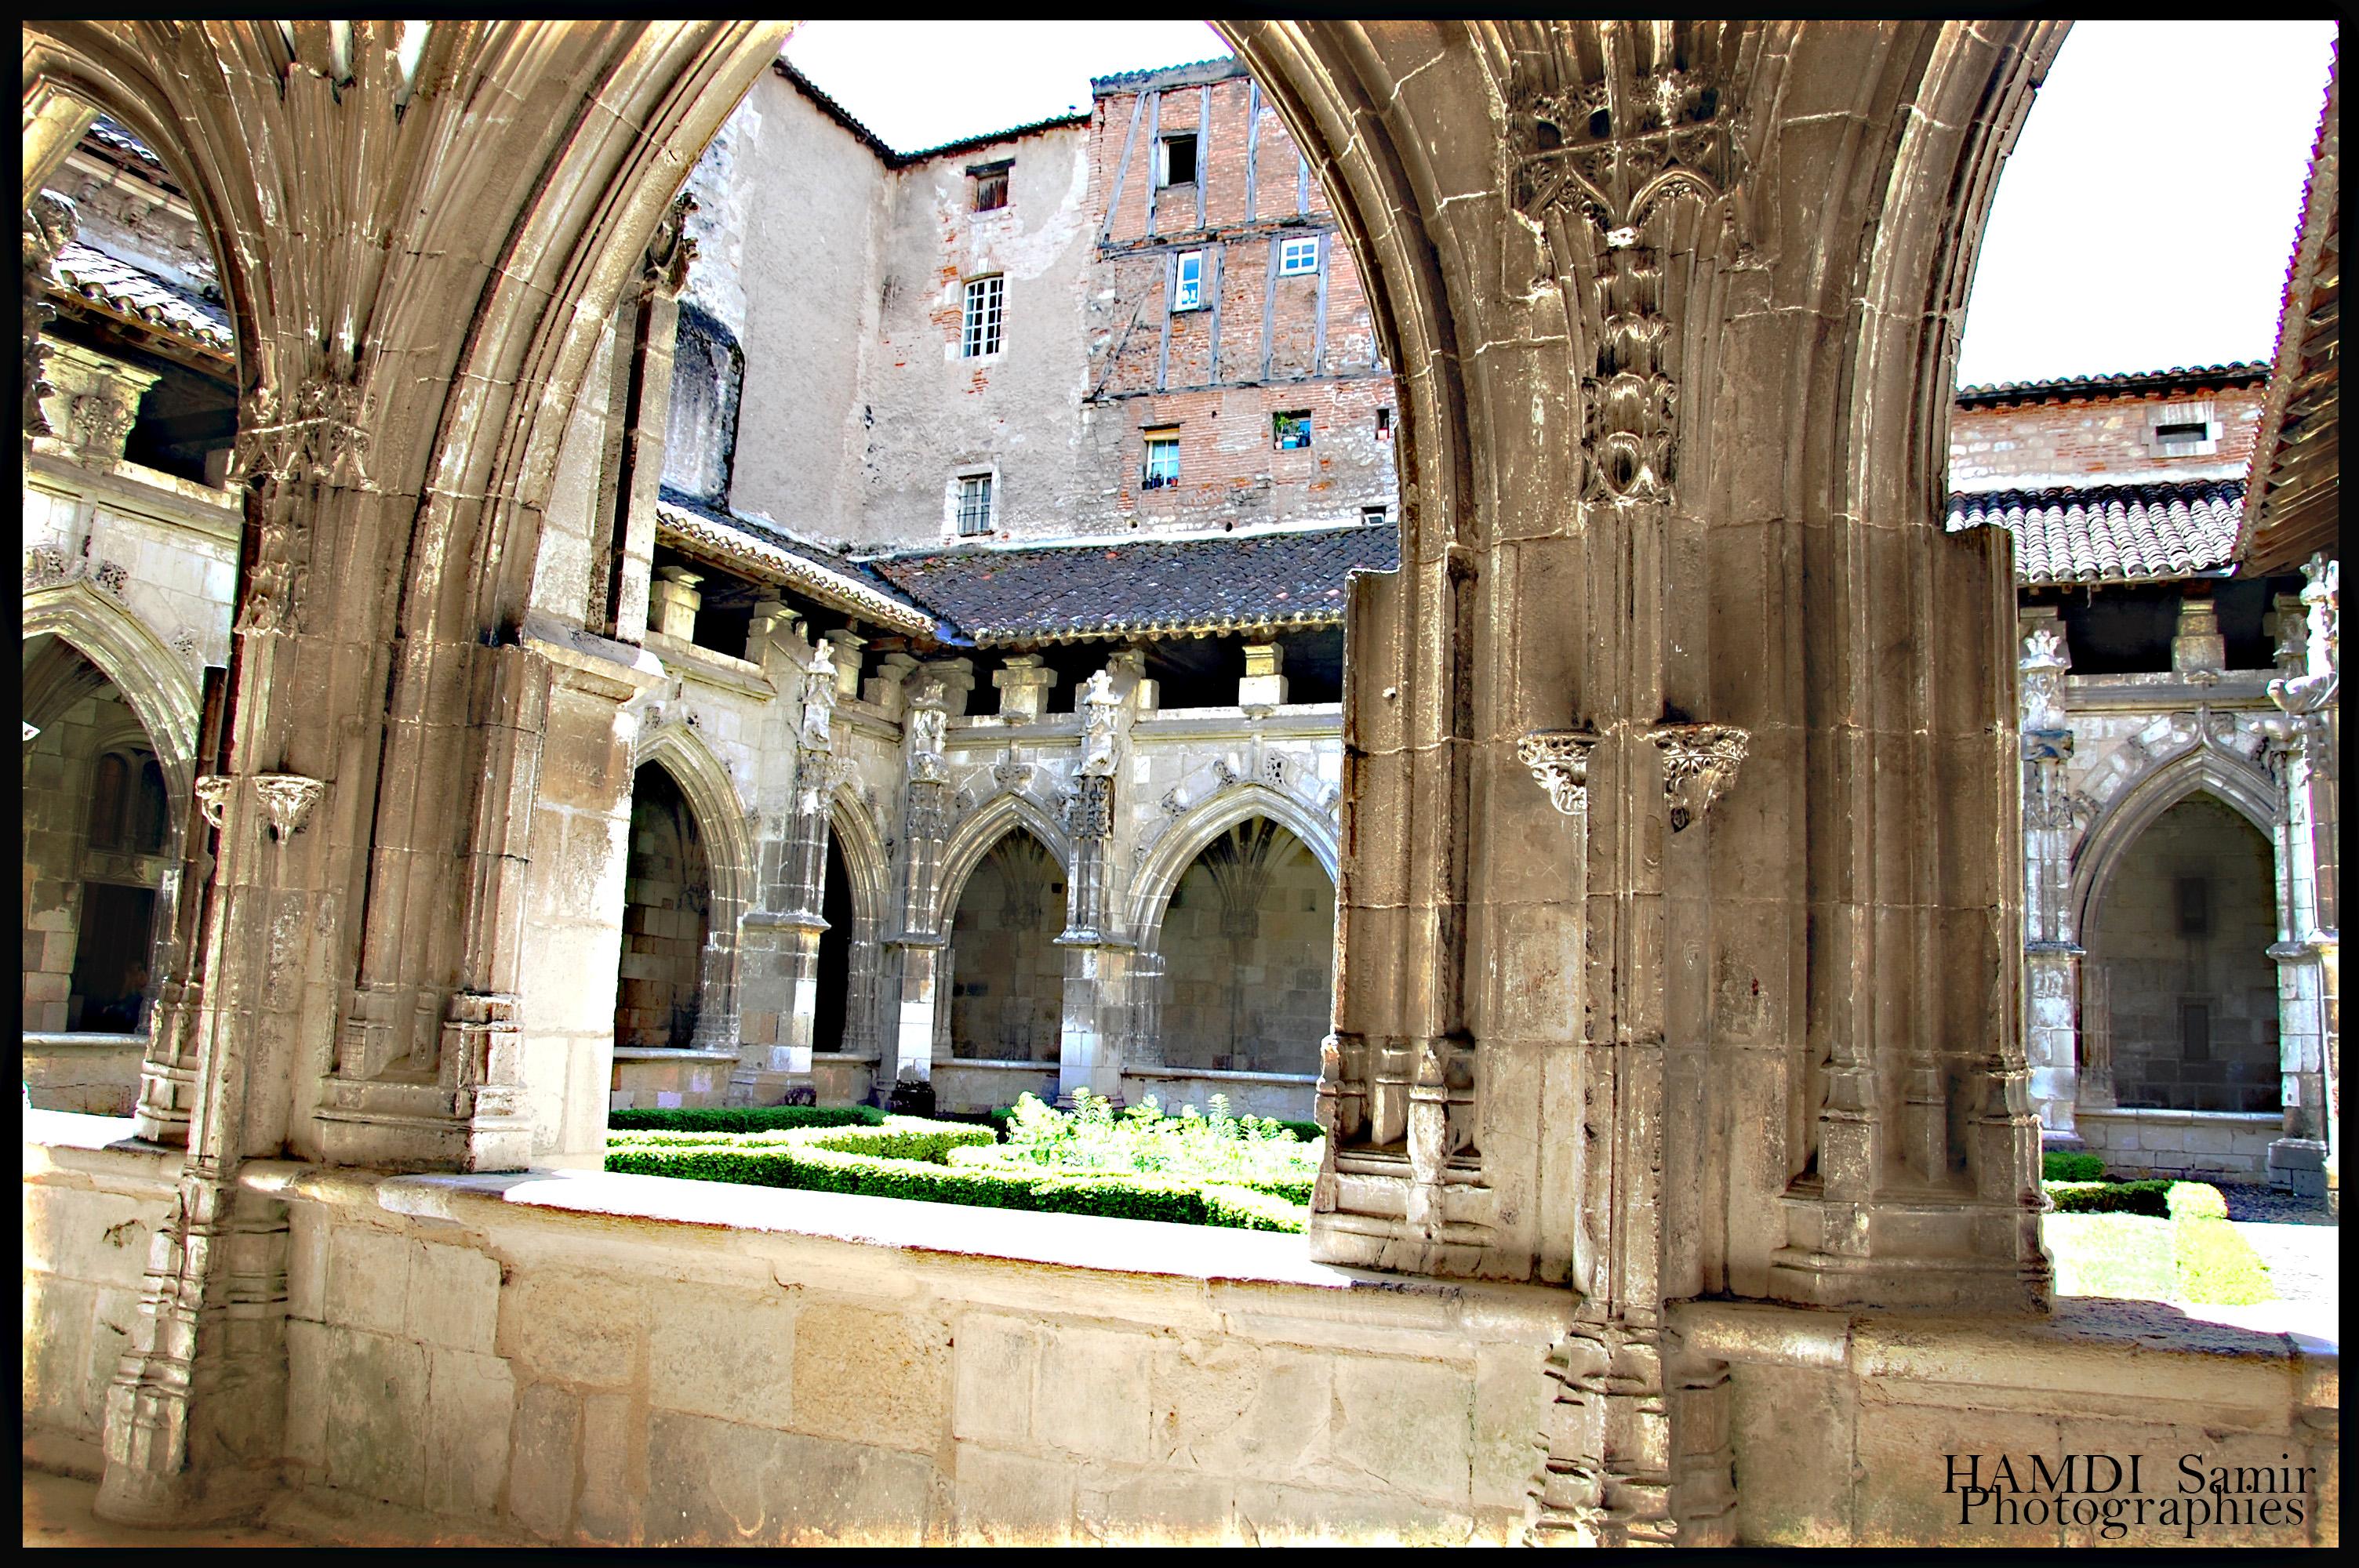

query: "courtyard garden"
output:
2038 1151 2277 1305
608 1105 2287 1308
605 1089 1321 1232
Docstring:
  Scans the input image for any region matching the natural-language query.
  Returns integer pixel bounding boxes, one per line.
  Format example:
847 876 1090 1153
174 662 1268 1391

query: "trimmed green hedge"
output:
2164 1181 2229 1221
2042 1150 2105 1182
2045 1178 2175 1217
605 1137 1307 1231
943 1145 1314 1206
608 1105 882 1134
2174 1212 2271 1305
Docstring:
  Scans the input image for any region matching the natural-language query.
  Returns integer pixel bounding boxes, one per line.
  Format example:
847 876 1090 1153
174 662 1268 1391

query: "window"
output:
2149 399 2219 456
1158 133 1198 187
961 275 1005 358
2175 876 2209 938
956 474 994 536
1279 234 1320 276
1376 407 1394 443
971 162 1010 212
1143 430 1180 489
1361 505 1388 527
1172 250 1204 312
1273 412 1312 452
2179 1000 2212 1064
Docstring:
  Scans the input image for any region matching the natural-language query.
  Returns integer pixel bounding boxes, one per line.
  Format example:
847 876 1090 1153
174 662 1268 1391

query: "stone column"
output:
729 637 838 1104
2264 555 2339 1196
2019 622 2085 1134
992 653 1056 720
648 566 703 642
888 678 953 1094
1238 641 1289 706
2172 591 2227 674
35 336 161 468
1056 669 1135 1104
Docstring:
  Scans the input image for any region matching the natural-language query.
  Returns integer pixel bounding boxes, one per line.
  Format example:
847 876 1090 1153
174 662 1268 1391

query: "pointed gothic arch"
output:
1129 782 1340 953
24 583 202 815
931 791 1073 937
2070 742 2281 946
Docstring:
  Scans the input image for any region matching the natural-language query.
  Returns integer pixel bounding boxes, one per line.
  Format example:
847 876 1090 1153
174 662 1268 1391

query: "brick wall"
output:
1949 381 2267 491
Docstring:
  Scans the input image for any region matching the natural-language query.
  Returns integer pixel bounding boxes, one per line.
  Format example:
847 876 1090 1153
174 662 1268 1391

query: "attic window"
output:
1361 505 1388 526
1158 133 1198 187
1375 407 1394 443
971 161 1010 212
2149 400 2219 456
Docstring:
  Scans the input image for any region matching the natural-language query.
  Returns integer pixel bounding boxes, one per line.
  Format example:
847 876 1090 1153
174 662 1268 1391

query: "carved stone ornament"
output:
1651 722 1748 832
253 774 327 840
2269 554 2339 717
192 775 236 830
992 757 1031 793
1079 669 1122 778
1517 728 1604 816
2020 626 2070 730
642 189 700 299
23 191 76 437
1512 56 1744 507
231 354 372 492
907 677 948 782
1067 774 1114 840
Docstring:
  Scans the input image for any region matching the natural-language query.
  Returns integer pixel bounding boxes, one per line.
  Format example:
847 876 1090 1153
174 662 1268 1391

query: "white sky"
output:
782 20 2338 388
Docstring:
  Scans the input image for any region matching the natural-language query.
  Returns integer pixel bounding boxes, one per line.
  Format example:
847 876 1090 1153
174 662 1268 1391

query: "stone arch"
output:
932 792 1073 937
23 583 202 815
821 786 893 1061
941 826 1067 1067
1130 782 1340 953
632 724 754 941
628 724 755 1053
2070 742 2280 948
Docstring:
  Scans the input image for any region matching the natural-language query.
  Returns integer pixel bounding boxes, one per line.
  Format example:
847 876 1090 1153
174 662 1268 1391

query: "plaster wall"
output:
697 71 893 539
857 127 1097 546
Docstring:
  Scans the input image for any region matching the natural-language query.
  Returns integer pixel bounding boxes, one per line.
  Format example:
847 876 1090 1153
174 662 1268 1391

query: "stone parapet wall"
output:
22 1035 145 1117
607 1048 738 1112
1686 1298 2337 1547
1121 1069 1314 1122
2074 1108 2281 1181
22 1113 180 1474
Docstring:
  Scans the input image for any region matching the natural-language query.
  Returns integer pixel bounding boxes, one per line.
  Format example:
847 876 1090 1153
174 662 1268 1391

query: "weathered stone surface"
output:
646 1409 936 1545
790 1301 950 1451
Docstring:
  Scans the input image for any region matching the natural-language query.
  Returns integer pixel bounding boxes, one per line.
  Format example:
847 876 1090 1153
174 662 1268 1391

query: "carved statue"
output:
2019 626 2070 731
800 641 838 750
1080 669 1122 777
907 677 947 782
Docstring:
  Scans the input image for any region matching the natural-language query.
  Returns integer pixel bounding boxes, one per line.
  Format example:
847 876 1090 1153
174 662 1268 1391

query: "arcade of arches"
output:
20 19 2339 1548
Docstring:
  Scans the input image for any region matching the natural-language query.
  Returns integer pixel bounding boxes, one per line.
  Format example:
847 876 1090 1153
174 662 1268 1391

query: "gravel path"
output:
2220 1184 2335 1225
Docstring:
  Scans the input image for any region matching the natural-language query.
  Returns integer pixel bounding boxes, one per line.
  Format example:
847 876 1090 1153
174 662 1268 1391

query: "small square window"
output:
1375 407 1394 443
972 164 1010 212
1172 250 1204 313
1273 412 1311 452
1279 235 1320 275
1361 505 1388 526
961 275 1004 358
1158 133 1198 187
956 474 994 535
1143 431 1180 489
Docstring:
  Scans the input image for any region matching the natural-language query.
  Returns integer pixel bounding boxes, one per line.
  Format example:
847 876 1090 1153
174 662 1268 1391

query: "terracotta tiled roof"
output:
48 240 233 356
1954 363 2270 408
1946 479 2245 585
864 524 1398 645
654 490 938 637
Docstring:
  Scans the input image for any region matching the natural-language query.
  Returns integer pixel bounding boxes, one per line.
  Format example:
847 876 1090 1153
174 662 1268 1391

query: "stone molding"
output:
1650 722 1747 833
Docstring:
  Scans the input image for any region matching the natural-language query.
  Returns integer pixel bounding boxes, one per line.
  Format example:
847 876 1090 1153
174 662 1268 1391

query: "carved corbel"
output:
253 774 327 840
1517 728 1605 816
193 775 236 830
1651 724 1748 832
641 190 700 301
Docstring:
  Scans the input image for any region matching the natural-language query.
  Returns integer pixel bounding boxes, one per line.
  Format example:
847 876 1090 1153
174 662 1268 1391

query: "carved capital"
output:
253 774 327 840
1066 773 1113 840
1517 728 1605 816
231 355 371 492
1651 723 1748 832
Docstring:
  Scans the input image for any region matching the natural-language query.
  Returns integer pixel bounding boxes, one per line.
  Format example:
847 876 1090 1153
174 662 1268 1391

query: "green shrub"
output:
2042 1150 2105 1182
2173 1214 2272 1305
602 1134 1308 1232
2165 1181 2229 1221
2045 1178 2175 1218
803 1120 998 1162
608 1105 881 1134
